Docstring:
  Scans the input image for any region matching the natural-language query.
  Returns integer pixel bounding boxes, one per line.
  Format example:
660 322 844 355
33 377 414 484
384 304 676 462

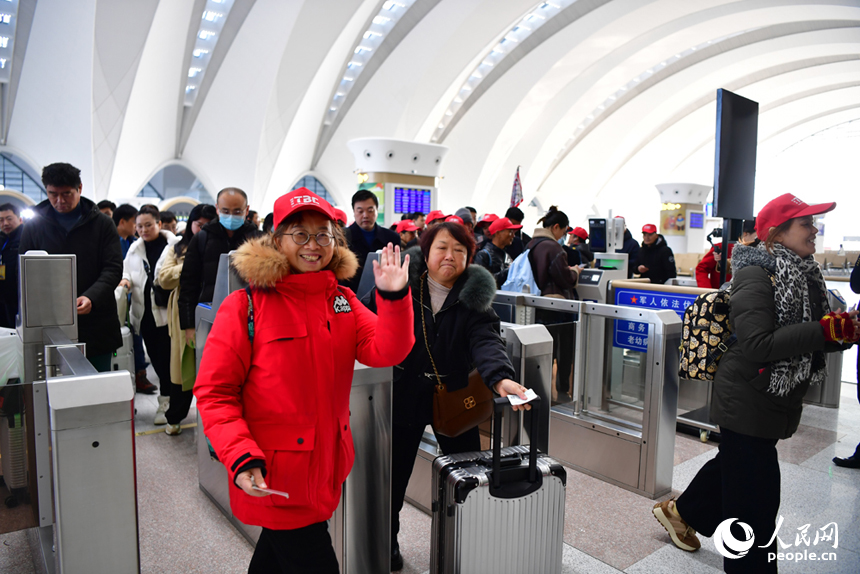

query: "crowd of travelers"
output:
3 162 858 574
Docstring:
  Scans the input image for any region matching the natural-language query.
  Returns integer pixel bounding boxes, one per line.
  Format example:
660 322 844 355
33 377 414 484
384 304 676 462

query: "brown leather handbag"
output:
420 273 494 437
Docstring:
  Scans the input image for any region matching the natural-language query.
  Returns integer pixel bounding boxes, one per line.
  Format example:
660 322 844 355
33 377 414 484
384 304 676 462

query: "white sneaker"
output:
154 396 169 425
165 423 182 436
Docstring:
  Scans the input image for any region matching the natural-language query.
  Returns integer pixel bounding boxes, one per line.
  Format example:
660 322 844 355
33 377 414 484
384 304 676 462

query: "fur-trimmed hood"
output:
731 243 776 274
403 246 497 313
231 235 359 288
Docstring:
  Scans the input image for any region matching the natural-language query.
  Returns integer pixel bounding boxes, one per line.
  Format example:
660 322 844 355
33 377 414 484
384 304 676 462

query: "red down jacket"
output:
194 236 414 530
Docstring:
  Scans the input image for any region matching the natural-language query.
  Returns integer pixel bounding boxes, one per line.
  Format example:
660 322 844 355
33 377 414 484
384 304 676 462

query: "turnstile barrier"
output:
7 252 138 574
493 292 682 498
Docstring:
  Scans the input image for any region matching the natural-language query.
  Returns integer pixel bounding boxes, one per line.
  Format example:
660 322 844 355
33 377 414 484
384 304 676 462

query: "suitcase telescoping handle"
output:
492 395 540 489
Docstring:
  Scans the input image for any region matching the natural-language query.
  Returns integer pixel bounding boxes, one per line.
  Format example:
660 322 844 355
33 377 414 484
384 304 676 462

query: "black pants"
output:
165 385 194 425
676 427 780 573
536 309 575 393
248 523 339 574
139 308 171 397
391 423 481 546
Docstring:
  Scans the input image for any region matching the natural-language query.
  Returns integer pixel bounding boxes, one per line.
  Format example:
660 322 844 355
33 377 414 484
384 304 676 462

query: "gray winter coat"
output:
711 245 843 440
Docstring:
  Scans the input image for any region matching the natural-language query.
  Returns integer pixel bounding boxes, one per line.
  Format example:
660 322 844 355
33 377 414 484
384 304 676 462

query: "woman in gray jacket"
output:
653 193 859 573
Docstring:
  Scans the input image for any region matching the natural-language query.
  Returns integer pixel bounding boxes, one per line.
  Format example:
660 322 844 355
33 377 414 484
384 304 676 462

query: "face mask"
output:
558 237 566 246
219 214 244 231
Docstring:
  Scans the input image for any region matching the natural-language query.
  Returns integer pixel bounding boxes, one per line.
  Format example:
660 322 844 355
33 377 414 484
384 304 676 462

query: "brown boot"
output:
135 370 157 394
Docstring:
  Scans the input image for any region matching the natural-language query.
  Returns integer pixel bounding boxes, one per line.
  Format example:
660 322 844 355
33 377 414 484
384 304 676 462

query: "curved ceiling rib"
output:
311 0 442 167
433 0 611 144
587 55 860 198
537 19 860 191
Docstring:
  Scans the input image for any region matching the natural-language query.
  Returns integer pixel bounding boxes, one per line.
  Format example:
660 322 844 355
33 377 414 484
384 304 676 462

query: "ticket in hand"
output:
508 388 538 406
252 484 290 498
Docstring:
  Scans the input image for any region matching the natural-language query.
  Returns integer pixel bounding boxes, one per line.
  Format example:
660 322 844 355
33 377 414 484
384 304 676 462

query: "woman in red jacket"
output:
194 188 414 573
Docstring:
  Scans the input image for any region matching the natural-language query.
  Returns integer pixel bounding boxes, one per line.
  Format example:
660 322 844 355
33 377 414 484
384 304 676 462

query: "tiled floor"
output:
3 372 859 573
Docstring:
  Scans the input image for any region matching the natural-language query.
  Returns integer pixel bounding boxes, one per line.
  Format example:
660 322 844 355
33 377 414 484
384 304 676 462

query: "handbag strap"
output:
419 272 445 393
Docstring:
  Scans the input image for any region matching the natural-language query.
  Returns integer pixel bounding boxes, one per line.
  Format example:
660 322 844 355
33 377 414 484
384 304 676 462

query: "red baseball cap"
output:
274 188 336 228
755 193 836 239
478 213 499 225
569 226 588 240
445 215 464 225
426 210 447 224
396 219 420 233
642 224 657 234
488 217 522 235
333 208 347 225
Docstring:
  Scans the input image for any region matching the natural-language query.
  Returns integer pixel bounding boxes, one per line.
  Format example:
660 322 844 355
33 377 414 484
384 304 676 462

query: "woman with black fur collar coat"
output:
363 221 528 571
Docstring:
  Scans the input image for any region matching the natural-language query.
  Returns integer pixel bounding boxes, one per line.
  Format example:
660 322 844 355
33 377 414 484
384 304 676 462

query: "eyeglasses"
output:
285 231 334 246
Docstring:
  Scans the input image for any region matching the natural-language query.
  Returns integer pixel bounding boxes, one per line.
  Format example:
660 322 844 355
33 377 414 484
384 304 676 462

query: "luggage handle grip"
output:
492 395 540 489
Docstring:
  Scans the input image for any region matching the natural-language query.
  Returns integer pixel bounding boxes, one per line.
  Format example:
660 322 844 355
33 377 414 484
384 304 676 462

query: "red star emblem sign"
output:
631 296 638 304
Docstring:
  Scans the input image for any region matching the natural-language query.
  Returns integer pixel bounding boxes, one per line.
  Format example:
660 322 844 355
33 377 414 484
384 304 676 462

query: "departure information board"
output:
394 187 431 214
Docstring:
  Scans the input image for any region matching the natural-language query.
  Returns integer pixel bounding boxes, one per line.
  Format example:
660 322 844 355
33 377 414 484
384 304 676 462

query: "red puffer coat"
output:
194 236 414 530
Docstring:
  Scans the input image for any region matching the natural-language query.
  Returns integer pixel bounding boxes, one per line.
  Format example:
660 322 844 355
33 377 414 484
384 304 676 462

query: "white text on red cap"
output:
290 195 320 207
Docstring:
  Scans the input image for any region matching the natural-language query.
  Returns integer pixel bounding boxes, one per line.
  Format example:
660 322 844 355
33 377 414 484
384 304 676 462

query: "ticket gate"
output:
493 292 682 498
3 252 138 573
195 254 395 573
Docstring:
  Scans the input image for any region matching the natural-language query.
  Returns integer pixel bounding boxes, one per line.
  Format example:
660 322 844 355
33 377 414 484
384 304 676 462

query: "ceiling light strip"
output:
184 0 235 107
324 0 417 126
430 0 578 143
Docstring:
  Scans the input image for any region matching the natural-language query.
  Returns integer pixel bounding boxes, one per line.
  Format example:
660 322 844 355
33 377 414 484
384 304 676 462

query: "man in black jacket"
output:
503 206 532 260
342 189 399 294
636 224 676 285
0 203 23 328
19 163 122 371
179 187 261 342
474 217 520 287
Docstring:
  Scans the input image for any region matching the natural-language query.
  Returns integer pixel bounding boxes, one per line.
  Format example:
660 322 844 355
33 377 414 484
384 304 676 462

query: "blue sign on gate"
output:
612 288 699 352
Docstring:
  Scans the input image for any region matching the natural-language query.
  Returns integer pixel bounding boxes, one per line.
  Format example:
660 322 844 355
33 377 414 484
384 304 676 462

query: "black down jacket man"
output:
178 219 261 330
637 234 677 285
19 197 122 357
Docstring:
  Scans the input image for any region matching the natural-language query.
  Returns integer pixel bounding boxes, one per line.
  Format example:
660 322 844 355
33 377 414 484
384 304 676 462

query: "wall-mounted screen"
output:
689 212 704 229
394 187 432 214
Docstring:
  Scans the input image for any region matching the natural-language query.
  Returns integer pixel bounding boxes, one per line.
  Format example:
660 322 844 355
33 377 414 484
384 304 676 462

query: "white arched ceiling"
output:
2 0 858 225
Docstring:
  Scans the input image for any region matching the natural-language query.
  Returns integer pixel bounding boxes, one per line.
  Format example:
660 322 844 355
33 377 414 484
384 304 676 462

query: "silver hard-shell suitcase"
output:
430 396 566 574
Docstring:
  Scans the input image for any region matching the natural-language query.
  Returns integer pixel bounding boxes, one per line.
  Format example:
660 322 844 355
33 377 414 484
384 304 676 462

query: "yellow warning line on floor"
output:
135 422 198 436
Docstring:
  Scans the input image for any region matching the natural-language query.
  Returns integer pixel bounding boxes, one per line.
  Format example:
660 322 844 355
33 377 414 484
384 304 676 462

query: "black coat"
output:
363 247 515 427
564 242 593 266
620 229 640 278
505 229 531 261
178 220 262 329
19 197 122 356
0 224 23 326
342 222 401 293
711 245 845 439
637 235 676 285
473 241 509 288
